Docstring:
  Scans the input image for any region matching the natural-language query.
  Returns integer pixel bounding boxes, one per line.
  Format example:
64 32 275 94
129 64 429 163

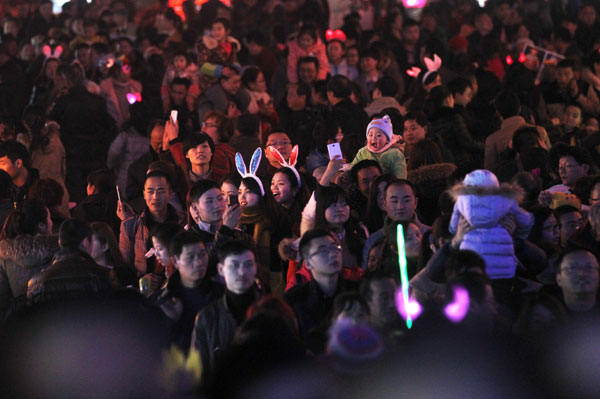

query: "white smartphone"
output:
327 142 342 159
170 110 178 122
116 185 122 203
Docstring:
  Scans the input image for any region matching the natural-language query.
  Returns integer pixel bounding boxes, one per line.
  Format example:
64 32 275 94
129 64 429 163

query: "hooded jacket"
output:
449 183 534 279
0 235 59 313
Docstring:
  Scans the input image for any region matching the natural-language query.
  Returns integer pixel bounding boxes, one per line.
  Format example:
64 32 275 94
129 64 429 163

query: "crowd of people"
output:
1 0 600 396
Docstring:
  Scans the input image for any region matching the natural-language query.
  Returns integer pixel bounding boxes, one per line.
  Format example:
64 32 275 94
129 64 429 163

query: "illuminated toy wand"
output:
397 224 413 329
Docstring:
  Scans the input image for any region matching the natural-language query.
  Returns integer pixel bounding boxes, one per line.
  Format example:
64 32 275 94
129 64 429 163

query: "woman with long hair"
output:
90 221 136 287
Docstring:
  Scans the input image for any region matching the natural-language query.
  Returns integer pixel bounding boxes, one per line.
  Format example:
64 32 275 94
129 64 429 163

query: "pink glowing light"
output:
126 93 142 104
395 288 423 322
518 52 526 63
403 0 427 8
506 55 513 65
406 66 422 77
444 286 470 323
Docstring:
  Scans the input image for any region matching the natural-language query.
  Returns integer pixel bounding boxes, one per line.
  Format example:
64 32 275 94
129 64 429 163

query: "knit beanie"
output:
366 115 393 143
326 318 384 374
463 169 499 188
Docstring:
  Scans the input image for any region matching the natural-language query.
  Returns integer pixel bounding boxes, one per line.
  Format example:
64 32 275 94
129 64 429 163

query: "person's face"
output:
367 244 383 271
556 67 574 88
298 33 315 50
221 73 241 95
360 56 378 73
212 22 227 42
113 6 128 25
558 155 588 186
19 44 35 62
346 48 359 66
186 141 212 166
579 5 597 27
3 20 18 37
221 181 238 198
584 117 599 135
590 183 600 207
218 250 257 294
558 211 583 247
475 13 493 36
271 172 296 205
118 40 133 57
541 214 560 246
151 237 170 266
305 235 343 276
249 71 267 93
385 183 417 222
196 188 226 223
376 180 387 210
454 86 473 107
286 85 306 111
367 127 389 152
562 105 582 129
84 24 97 39
143 176 172 214
44 59 59 80
173 55 187 71
239 182 260 208
324 195 350 227
557 250 599 295
266 132 292 161
170 82 188 105
201 117 220 143
367 278 398 328
150 125 164 154
336 301 369 324
246 41 261 57
175 242 209 287
298 61 317 84
357 166 381 198
404 223 422 258
39 2 53 20
0 156 21 179
89 234 108 262
403 25 420 45
327 41 344 62
403 119 427 145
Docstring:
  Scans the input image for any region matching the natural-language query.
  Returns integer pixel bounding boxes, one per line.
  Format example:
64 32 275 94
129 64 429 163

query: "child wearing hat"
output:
449 169 534 280
349 115 407 178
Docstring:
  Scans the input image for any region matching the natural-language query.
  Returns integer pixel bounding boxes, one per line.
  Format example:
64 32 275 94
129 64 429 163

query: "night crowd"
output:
1 0 600 397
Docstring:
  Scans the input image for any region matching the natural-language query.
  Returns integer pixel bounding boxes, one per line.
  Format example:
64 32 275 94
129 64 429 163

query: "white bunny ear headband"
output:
42 44 63 61
266 145 301 187
422 53 442 84
235 148 265 196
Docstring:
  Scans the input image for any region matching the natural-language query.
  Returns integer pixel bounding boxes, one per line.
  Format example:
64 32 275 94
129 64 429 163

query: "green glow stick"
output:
397 224 412 329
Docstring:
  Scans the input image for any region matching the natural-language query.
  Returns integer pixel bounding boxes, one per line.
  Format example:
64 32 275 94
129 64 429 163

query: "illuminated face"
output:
298 33 315 50
384 183 417 222
201 117 220 143
44 59 59 80
403 119 427 145
173 55 187 71
324 196 350 227
239 182 260 208
174 242 209 287
271 172 296 206
404 223 422 258
221 182 238 198
367 244 383 272
304 235 343 276
357 166 381 198
266 132 292 161
150 125 164 154
367 277 398 328
590 183 600 207
360 56 378 73
196 188 226 223
89 234 107 263
454 86 473 107
557 250 599 295
403 25 420 45
151 237 170 266
298 61 317 84
249 71 267 93
558 155 588 186
367 127 389 152
540 214 560 246
218 250 257 294
143 176 172 215
376 180 387 211
346 48 359 66
221 73 241 95
0 155 20 179
562 105 582 129
327 41 344 62
186 141 213 166
558 211 583 247
211 22 227 42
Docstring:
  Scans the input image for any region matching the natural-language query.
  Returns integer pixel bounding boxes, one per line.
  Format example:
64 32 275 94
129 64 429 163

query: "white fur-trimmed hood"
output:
0 235 59 269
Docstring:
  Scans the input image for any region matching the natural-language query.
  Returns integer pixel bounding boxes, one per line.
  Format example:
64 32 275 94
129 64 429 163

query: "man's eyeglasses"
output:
308 244 342 259
202 122 218 128
267 141 291 148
